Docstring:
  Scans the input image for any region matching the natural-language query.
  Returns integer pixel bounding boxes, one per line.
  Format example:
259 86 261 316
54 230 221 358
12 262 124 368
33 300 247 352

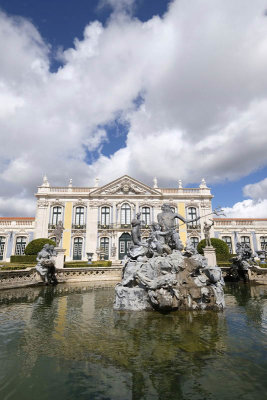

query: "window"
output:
241 236 250 246
187 207 197 228
170 207 178 226
75 207 84 226
101 207 110 226
142 207 150 225
73 237 83 260
15 236 27 255
0 236 5 260
121 204 131 225
52 206 62 225
100 237 109 260
260 236 267 250
222 236 232 253
190 237 199 249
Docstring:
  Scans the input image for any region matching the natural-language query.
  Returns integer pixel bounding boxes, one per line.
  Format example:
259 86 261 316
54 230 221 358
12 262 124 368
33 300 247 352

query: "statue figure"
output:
157 204 199 250
131 212 145 246
51 221 64 247
36 244 58 285
226 241 256 283
203 220 214 247
149 222 171 255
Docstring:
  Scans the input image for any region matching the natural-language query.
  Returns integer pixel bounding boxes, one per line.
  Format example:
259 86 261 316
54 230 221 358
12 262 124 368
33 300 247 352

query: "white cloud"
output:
243 177 267 200
224 199 267 218
1 1 267 215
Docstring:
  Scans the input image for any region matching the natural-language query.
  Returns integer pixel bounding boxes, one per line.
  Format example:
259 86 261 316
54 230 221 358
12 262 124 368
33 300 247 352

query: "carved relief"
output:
37 200 49 208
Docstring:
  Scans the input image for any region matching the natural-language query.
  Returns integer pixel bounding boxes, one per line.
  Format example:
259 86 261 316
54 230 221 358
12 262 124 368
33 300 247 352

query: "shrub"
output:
0 265 31 270
10 255 37 263
24 238 56 255
64 260 112 268
197 238 230 262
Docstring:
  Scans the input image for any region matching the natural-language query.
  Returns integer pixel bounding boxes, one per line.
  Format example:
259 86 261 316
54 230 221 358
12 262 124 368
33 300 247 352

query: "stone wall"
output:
0 267 122 290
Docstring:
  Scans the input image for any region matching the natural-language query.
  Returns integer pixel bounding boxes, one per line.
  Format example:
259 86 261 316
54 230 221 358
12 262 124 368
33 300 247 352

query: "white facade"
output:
1 175 267 262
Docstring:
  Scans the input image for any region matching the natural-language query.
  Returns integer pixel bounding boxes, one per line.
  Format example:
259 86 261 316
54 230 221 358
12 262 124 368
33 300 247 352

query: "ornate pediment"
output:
90 175 161 197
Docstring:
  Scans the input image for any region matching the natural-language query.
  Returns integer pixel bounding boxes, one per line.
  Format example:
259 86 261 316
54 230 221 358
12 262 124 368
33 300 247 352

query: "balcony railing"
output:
186 223 201 230
72 224 86 230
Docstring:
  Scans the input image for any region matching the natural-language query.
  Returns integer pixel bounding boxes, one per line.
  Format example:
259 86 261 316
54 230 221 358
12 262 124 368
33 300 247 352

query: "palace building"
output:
0 175 267 262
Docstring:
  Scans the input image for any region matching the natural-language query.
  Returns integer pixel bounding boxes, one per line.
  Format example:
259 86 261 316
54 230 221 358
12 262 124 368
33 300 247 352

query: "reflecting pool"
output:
0 282 266 400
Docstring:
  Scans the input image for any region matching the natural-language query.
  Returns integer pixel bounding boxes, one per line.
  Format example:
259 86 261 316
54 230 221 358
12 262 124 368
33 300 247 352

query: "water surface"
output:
0 282 266 400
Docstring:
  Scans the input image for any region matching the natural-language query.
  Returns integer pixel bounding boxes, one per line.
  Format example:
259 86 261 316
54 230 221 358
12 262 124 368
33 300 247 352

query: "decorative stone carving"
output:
37 200 49 208
226 242 257 283
35 244 58 285
114 207 224 312
91 176 161 197
50 221 64 247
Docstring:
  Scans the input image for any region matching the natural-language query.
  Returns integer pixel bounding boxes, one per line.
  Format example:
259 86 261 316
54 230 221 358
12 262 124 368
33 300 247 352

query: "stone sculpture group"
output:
226 241 256 283
114 204 225 312
36 244 58 285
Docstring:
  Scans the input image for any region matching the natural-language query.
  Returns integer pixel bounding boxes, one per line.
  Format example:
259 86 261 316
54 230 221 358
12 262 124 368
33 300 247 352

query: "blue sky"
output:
0 0 267 217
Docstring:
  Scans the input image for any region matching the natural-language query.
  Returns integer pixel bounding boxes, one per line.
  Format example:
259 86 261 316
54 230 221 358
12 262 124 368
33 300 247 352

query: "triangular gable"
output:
90 175 161 196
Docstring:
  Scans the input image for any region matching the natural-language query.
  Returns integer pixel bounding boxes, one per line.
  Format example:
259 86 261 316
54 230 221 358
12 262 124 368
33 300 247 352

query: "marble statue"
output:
114 212 225 312
203 220 214 247
36 244 58 285
51 221 64 247
157 204 200 251
226 242 256 283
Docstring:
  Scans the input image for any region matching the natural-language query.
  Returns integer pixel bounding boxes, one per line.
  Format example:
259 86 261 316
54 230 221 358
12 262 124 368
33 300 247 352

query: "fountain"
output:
114 204 225 311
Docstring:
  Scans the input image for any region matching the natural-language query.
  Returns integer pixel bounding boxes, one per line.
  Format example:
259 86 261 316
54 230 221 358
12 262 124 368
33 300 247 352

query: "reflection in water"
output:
0 282 266 400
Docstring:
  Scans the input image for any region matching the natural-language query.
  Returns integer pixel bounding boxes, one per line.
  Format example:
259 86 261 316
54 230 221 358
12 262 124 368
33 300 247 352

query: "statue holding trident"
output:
157 204 200 251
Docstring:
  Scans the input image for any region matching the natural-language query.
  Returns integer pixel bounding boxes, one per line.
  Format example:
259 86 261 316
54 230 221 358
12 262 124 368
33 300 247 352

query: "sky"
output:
0 0 267 217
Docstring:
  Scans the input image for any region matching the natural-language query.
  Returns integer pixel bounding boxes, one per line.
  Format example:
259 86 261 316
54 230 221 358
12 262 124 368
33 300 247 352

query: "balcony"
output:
186 223 201 230
72 224 86 230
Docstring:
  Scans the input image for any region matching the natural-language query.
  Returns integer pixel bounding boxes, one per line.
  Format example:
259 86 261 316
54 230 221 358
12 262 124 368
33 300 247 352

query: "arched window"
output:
222 236 232 253
100 237 109 260
0 236 6 260
142 207 150 225
190 237 199 249
73 237 83 260
74 207 85 226
51 206 62 225
187 207 197 228
15 236 27 255
260 236 267 250
241 236 250 246
121 203 131 225
101 207 110 226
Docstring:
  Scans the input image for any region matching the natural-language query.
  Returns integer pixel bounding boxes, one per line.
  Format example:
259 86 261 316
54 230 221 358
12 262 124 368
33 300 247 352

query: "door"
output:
100 237 109 260
119 233 132 260
73 237 83 260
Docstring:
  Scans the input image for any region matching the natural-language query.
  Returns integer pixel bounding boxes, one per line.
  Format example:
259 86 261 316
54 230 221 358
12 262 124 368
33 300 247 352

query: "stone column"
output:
203 246 217 267
55 248 66 269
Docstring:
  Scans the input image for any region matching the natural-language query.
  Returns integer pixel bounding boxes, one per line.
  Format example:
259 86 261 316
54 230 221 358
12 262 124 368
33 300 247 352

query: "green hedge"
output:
25 238 56 255
197 238 230 262
64 260 112 268
217 261 231 268
10 255 37 263
0 265 31 270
